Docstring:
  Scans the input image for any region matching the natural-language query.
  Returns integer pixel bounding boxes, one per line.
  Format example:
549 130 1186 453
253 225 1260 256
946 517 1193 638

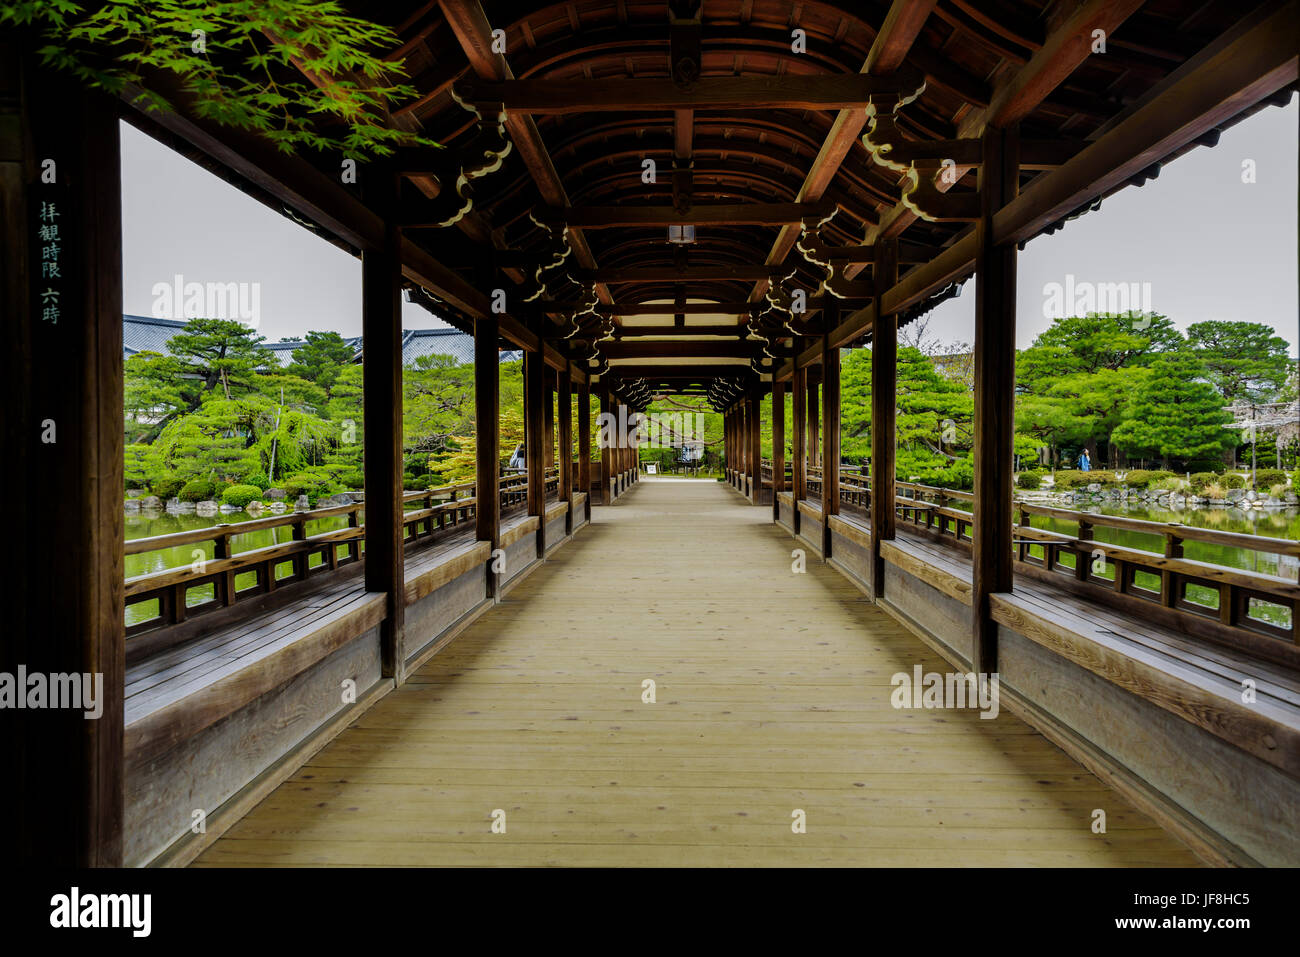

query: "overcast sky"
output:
120 96 1298 352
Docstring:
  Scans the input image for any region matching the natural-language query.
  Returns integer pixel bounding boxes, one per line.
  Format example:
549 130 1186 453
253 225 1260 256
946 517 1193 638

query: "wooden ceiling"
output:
290 1 1289 397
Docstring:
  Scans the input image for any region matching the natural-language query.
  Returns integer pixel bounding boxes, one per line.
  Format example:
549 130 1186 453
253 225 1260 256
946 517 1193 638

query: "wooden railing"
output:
125 468 565 646
772 468 1299 653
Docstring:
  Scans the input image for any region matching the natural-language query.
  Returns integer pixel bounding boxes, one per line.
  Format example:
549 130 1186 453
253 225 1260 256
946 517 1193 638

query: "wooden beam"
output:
772 380 786 522
598 363 756 380
582 265 790 283
558 364 573 534
458 74 923 113
792 365 807 533
599 340 770 360
4 58 126 866
578 379 592 520
971 125 1019 675
748 387 762 505
749 0 936 303
870 240 899 595
362 172 405 681
599 386 613 505
525 348 547 555
540 201 836 228
995 1 1299 246
821 318 841 557
474 313 500 595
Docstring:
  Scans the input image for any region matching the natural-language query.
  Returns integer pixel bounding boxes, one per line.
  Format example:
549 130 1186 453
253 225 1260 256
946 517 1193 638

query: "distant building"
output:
122 315 521 367
931 351 973 388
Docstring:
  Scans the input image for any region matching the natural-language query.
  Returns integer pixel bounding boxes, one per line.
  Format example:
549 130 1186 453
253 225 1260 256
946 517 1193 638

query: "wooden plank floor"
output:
195 478 1201 867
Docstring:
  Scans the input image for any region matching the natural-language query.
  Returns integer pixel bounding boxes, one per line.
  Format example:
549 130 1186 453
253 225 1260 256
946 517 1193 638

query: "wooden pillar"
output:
725 409 732 480
807 376 820 468
578 379 592 520
525 348 546 556
599 385 613 505
747 387 762 505
792 366 807 534
771 380 786 522
544 372 555 470
822 331 841 558
558 365 573 534
474 313 500 597
870 239 899 596
362 170 405 681
971 124 1020 675
3 57 125 865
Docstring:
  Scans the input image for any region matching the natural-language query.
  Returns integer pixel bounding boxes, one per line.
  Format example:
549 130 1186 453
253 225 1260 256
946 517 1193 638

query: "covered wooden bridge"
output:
2 0 1297 868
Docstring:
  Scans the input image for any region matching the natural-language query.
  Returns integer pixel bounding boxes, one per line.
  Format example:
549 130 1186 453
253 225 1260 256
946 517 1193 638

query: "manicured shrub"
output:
282 468 341 503
221 484 263 508
1252 468 1287 489
150 476 186 500
1150 477 1185 492
1016 471 1043 490
1188 471 1217 493
1052 470 1086 489
240 471 270 492
1220 472 1245 489
178 478 216 502
1120 469 1175 488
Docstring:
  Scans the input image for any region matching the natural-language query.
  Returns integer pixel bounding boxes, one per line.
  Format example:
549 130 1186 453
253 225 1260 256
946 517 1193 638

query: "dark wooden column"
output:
725 409 732 480
821 333 841 557
971 124 1020 674
474 313 500 596
807 376 820 468
599 385 613 505
362 169 405 681
544 372 555 469
558 365 573 534
747 387 762 505
771 380 785 521
792 366 807 534
525 347 546 556
870 239 899 597
578 379 592 520
3 58 125 866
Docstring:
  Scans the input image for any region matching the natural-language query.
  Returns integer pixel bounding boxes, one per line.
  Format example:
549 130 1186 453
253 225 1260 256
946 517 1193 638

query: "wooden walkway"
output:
195 478 1200 866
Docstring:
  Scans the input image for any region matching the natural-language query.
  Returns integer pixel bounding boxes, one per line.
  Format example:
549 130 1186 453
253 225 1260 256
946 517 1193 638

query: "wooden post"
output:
558 365 573 534
726 409 733 482
870 239 899 596
748 387 762 505
525 347 546 556
822 331 841 558
971 124 1020 675
792 366 807 535
3 58 125 865
474 313 500 596
807 376 820 468
579 379 592 520
362 168 405 681
771 380 785 521
544 372 555 470
600 385 613 505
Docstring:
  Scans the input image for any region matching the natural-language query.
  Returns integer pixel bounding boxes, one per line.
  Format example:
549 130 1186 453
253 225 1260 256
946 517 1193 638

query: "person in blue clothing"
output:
1079 449 1091 472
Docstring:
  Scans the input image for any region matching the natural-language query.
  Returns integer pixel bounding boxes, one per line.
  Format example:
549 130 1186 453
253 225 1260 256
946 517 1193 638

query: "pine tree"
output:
1111 351 1234 469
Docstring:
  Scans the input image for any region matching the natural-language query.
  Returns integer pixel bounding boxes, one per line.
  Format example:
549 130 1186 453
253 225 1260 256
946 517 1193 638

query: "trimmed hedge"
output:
1016 471 1043 490
1252 468 1287 490
178 478 216 502
221 484 263 508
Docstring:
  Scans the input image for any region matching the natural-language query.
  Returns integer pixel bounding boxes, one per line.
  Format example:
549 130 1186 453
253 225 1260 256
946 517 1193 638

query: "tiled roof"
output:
122 315 520 367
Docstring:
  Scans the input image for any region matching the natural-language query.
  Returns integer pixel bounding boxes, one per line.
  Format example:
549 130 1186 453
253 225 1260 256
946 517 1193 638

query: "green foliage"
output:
178 478 216 502
241 470 270 491
1221 473 1245 490
150 475 185 500
1110 351 1234 468
1186 321 1292 403
281 468 341 502
1016 471 1043 490
1251 468 1287 490
221 484 263 507
124 443 151 489
4 0 437 158
287 331 355 396
1118 469 1175 488
1188 472 1218 493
